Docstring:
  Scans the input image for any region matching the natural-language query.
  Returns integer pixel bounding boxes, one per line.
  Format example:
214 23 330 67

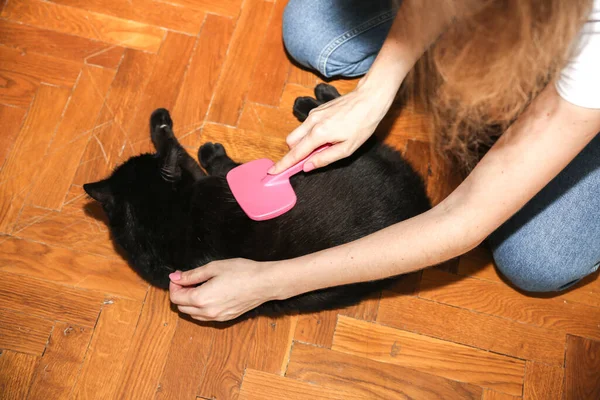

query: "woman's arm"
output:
268 84 600 299
268 0 474 174
170 84 600 321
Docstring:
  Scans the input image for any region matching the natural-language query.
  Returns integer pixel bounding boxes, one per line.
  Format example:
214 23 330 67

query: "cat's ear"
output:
83 179 114 204
159 145 182 182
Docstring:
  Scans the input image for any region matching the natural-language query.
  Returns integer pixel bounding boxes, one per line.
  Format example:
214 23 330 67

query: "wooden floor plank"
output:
565 335 600 400
74 49 156 184
85 46 124 69
0 45 81 87
153 0 243 18
333 316 525 395
0 84 70 234
247 0 290 106
482 389 522 400
0 309 53 356
237 101 302 138
171 14 235 136
523 361 564 400
0 69 39 108
197 318 256 400
27 322 93 400
294 309 338 348
0 104 26 169
419 268 600 341
247 315 295 375
286 342 483 400
50 0 205 35
0 237 147 300
0 271 104 327
239 369 369 400
155 318 216 400
0 20 120 65
71 297 142 400
2 0 165 52
126 31 196 143
287 64 318 88
207 0 274 125
0 350 38 400
377 294 565 365
115 287 178 400
29 65 115 210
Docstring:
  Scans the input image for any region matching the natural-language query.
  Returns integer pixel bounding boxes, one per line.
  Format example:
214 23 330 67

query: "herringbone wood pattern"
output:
0 0 599 399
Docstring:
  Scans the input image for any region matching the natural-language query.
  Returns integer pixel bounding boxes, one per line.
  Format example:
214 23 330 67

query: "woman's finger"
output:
170 265 214 286
169 283 198 306
305 143 351 169
285 118 314 149
269 129 328 174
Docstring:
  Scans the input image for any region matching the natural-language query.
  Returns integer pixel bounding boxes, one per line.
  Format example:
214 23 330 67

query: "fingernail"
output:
267 167 275 174
303 162 315 173
169 271 181 281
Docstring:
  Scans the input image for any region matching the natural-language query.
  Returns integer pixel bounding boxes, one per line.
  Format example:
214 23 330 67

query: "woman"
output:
169 0 600 321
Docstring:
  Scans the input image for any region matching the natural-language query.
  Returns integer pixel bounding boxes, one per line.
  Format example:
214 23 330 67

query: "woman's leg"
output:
488 134 600 292
283 0 399 78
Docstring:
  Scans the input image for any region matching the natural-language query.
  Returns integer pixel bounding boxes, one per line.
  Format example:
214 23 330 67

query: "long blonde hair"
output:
402 0 593 171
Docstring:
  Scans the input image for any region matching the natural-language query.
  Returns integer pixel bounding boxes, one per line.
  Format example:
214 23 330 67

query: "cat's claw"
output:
150 108 173 131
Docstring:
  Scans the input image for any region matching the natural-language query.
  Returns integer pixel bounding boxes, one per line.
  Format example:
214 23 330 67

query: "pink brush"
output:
226 144 331 221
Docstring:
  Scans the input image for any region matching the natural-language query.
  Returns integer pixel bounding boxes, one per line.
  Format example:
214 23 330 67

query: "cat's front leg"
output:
198 142 238 176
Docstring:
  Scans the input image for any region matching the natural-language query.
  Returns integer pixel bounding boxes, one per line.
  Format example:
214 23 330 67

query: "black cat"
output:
84 84 430 317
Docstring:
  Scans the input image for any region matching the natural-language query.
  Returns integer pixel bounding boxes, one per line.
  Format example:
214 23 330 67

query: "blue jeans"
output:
283 0 600 292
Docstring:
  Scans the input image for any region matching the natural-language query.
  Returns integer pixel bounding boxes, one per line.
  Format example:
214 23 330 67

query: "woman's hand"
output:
169 259 279 322
268 82 394 174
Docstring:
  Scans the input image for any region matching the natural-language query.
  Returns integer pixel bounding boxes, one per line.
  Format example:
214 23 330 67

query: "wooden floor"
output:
1 0 599 399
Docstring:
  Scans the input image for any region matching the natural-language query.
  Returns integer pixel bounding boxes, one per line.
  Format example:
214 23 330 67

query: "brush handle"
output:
263 144 331 186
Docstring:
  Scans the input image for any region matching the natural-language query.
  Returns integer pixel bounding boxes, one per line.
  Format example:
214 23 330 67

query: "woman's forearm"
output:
268 84 600 301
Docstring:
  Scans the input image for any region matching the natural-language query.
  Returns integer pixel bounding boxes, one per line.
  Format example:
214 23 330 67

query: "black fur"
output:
84 84 431 318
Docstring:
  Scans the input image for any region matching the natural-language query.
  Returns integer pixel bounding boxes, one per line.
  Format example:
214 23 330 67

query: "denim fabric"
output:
283 0 398 77
282 0 600 292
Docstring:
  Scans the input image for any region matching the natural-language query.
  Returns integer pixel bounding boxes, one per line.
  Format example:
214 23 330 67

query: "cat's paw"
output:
314 83 340 103
150 108 173 131
292 97 320 122
199 142 226 169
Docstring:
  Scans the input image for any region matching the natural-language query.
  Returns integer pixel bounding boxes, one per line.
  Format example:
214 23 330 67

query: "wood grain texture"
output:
0 237 147 300
286 342 483 400
0 69 39 108
247 0 290 105
126 31 196 143
85 46 124 69
288 64 318 87
156 318 216 400
0 104 25 168
29 65 115 210
115 287 178 400
377 295 565 365
0 271 103 327
523 361 564 400
419 268 600 341
50 0 205 34
71 297 142 400
0 45 82 87
247 315 296 375
27 322 93 399
294 309 338 348
0 84 70 233
197 318 256 400
238 101 302 137
565 335 600 400
0 20 120 64
239 369 370 400
207 0 274 125
153 0 243 18
2 0 165 52
0 350 38 400
0 309 53 355
482 389 522 400
332 316 525 395
171 14 235 135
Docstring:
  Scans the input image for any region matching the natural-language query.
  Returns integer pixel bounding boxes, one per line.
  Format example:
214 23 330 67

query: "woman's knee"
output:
283 0 396 78
491 241 599 293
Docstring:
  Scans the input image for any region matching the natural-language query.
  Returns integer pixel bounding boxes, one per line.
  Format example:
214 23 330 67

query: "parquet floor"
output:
0 0 599 399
